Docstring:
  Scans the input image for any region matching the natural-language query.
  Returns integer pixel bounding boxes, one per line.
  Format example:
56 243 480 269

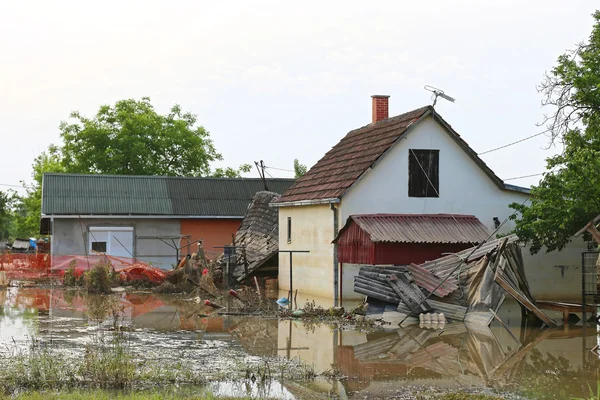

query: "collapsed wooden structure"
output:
229 191 281 282
354 235 557 327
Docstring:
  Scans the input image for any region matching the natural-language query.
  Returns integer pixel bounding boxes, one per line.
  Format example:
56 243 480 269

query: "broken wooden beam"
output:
495 274 557 327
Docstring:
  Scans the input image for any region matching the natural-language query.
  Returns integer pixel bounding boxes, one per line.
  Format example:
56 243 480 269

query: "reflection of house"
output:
272 96 585 302
41 173 294 269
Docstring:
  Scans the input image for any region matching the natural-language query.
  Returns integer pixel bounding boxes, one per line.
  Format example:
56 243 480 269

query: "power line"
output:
503 172 545 181
478 131 547 155
264 165 295 173
0 183 25 189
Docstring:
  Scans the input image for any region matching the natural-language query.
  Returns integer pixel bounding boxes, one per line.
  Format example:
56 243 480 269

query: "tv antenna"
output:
424 85 456 107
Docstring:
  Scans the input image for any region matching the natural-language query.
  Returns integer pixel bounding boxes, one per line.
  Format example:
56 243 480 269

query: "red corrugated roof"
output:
335 214 490 244
275 106 430 203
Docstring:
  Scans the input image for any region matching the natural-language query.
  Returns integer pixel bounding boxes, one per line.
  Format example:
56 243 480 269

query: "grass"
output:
2 389 254 400
416 391 505 400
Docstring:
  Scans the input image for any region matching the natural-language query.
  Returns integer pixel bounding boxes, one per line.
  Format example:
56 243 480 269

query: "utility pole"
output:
254 160 269 191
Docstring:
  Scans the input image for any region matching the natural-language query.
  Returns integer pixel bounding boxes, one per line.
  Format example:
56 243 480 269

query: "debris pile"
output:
225 191 281 282
354 235 557 327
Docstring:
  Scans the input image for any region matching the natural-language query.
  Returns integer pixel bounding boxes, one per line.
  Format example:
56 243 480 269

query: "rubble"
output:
354 235 557 327
226 191 282 282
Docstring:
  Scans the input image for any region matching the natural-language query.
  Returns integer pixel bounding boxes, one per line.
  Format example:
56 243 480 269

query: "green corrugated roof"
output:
42 173 295 217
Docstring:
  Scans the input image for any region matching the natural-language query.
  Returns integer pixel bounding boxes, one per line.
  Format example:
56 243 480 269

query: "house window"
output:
287 217 292 243
89 227 134 258
409 149 439 198
91 241 107 253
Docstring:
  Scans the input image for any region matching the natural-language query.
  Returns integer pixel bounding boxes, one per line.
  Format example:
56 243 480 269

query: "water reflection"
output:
1 286 599 399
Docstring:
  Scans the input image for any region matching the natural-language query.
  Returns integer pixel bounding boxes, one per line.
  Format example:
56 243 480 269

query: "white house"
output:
271 95 585 304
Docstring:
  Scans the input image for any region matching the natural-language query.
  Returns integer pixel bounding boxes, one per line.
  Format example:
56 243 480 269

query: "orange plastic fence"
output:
0 253 167 284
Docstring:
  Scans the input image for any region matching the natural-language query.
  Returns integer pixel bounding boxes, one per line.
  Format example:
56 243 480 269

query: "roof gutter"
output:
269 198 340 208
41 214 245 219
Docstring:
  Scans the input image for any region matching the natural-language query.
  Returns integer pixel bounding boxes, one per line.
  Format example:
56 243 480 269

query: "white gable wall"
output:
342 116 527 231
341 115 585 301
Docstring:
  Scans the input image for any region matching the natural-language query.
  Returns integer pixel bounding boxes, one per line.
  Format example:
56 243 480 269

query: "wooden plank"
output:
387 273 432 314
495 275 557 327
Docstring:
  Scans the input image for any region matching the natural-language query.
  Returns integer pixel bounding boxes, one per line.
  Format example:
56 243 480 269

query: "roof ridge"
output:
43 172 294 181
345 105 431 135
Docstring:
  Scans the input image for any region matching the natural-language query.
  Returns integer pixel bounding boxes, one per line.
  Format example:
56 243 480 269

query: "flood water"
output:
1 286 599 399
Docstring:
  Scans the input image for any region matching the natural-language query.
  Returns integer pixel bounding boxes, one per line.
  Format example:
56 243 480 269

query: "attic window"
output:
287 217 292 243
409 149 439 198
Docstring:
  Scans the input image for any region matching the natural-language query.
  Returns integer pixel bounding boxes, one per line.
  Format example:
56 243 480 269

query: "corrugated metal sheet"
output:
405 263 458 297
42 173 295 216
336 214 488 265
338 220 375 264
420 235 520 284
347 214 490 244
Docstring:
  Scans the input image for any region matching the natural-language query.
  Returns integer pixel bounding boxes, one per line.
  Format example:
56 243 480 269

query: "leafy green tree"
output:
0 190 17 240
293 159 308 178
510 11 600 254
12 147 65 238
212 164 252 178
13 98 250 237
60 97 222 176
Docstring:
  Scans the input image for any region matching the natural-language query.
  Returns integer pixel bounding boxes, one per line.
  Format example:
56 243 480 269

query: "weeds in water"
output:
572 381 600 400
238 356 316 385
63 261 82 287
84 263 112 294
6 388 253 400
416 391 504 400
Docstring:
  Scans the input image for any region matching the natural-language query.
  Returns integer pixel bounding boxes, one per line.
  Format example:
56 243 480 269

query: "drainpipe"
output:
331 203 339 307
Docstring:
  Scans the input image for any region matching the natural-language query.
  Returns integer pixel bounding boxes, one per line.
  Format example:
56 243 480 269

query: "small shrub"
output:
63 260 82 287
84 264 111 294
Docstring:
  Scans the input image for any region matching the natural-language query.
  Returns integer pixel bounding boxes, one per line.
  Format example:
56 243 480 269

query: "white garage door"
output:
89 227 134 258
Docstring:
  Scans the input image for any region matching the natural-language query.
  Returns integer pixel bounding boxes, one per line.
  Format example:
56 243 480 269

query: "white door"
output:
89 227 134 258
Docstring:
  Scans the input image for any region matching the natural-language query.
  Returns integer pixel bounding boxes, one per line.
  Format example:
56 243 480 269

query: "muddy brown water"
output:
0 286 598 399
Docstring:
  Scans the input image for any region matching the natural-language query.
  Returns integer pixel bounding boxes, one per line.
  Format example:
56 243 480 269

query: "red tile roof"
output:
334 214 490 244
275 105 530 204
275 106 431 203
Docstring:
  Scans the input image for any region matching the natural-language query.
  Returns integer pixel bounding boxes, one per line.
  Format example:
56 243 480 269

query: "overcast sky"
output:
0 0 597 193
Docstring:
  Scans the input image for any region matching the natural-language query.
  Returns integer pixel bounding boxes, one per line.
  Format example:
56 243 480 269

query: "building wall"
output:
52 218 181 269
341 116 526 233
278 204 340 299
180 219 242 261
341 115 585 301
280 115 585 303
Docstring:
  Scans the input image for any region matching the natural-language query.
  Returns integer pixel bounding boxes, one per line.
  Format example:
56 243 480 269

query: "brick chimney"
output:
371 95 390 123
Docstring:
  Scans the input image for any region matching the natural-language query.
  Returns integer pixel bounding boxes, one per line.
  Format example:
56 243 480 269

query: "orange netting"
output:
0 253 167 284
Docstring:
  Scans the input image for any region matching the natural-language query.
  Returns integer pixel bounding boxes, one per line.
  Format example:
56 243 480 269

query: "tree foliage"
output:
60 97 222 176
510 11 600 254
293 159 308 178
10 98 249 238
0 190 17 240
11 147 65 238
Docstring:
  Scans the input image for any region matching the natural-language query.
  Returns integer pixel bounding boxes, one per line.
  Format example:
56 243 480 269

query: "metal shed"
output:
333 214 490 265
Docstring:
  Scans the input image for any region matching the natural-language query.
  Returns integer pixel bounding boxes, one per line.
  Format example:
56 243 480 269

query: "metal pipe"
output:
331 203 339 307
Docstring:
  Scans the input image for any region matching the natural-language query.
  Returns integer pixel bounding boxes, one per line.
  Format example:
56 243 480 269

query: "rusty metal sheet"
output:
348 214 490 244
405 263 458 297
419 235 520 281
